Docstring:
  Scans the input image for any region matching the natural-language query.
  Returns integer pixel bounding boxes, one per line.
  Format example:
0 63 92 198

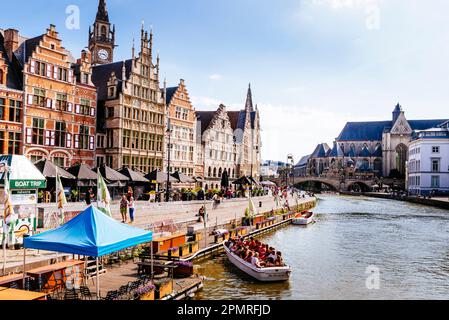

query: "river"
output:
194 195 449 300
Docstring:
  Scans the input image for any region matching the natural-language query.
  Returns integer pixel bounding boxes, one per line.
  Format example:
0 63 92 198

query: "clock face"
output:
98 49 109 60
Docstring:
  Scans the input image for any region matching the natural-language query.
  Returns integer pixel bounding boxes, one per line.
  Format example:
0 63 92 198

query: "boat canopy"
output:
24 206 152 257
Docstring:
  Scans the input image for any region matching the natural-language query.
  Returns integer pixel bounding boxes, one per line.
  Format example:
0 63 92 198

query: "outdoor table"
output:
26 260 85 293
0 287 47 300
0 274 29 289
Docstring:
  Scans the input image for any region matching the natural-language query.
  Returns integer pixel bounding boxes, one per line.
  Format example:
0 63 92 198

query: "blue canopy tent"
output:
23 206 153 299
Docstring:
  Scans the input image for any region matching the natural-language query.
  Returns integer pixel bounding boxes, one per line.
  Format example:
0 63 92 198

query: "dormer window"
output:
108 86 116 99
82 73 89 84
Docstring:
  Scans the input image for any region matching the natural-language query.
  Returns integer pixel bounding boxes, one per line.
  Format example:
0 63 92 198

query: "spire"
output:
245 83 254 113
392 102 403 124
132 38 135 58
96 0 109 23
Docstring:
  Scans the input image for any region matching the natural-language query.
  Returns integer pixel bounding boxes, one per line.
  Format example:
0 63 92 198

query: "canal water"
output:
194 195 449 300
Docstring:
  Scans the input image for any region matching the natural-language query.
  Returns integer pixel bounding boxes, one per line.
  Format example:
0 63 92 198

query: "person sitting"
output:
275 252 284 267
258 244 267 256
266 249 277 264
245 251 254 263
251 252 263 269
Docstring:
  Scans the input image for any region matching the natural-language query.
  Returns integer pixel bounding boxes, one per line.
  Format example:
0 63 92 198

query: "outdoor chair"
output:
102 290 119 300
63 288 80 300
118 284 129 300
80 286 93 300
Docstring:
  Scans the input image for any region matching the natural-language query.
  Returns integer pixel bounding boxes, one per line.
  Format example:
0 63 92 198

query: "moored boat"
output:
292 211 315 225
223 244 291 282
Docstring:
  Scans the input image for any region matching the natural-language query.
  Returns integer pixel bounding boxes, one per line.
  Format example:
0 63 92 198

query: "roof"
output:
311 143 330 158
92 60 133 100
165 86 178 106
196 111 217 135
24 206 153 257
0 32 23 90
295 155 311 167
337 119 449 142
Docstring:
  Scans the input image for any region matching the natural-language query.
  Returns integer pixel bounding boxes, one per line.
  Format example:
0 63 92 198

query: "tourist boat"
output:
223 244 291 282
292 211 315 225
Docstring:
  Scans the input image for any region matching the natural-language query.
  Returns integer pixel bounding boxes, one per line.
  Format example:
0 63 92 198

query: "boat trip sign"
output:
10 180 46 190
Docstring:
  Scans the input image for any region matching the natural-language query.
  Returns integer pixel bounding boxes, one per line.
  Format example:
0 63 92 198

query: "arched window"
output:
208 167 212 177
101 26 107 38
396 144 408 177
213 168 217 178
218 168 222 178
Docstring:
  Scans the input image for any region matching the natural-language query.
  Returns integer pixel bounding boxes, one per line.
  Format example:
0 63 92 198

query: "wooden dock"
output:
86 261 203 300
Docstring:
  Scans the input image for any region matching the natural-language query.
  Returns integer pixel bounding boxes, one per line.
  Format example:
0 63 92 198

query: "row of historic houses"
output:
0 0 262 185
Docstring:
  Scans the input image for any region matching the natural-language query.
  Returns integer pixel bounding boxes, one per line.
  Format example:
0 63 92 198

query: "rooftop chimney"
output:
4 29 19 61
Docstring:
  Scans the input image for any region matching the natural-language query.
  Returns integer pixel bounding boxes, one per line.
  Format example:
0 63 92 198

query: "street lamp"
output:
166 120 173 202
286 154 294 189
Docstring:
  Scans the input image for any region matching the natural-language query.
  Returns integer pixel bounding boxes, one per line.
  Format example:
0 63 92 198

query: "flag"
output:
56 168 67 225
97 170 112 217
3 173 15 243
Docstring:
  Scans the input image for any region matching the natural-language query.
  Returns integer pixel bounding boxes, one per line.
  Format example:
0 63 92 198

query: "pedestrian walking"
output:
128 195 135 223
120 194 129 223
85 188 94 206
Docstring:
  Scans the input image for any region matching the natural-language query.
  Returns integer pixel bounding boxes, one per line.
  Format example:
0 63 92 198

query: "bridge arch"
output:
347 181 372 192
294 179 339 192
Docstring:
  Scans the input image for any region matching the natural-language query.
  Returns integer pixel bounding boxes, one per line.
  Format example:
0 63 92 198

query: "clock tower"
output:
88 0 115 65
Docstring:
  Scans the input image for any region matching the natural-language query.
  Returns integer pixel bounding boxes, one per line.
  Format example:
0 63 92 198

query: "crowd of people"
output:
225 237 285 269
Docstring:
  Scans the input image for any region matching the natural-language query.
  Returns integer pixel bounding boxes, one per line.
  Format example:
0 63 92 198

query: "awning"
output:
24 206 153 257
118 167 149 183
0 155 47 189
94 165 129 187
171 171 196 184
232 176 252 185
145 170 178 184
34 159 76 180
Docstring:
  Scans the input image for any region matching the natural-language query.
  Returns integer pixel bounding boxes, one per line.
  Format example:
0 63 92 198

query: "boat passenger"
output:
251 252 263 269
245 251 254 263
275 252 284 267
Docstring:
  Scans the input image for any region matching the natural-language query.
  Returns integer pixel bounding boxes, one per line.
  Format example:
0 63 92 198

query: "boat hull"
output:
223 245 291 282
292 213 315 225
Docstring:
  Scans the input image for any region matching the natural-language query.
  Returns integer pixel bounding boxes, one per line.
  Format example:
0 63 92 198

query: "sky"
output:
1 0 449 164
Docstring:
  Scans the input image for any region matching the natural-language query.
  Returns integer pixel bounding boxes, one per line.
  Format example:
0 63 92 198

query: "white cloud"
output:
209 74 223 81
191 96 222 110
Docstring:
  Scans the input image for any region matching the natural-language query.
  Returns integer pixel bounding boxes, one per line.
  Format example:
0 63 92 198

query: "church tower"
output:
88 0 115 65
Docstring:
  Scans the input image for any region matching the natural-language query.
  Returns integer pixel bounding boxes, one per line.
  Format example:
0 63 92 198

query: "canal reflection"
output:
194 195 449 300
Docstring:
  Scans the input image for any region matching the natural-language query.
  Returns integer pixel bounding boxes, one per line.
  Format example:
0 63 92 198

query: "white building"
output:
408 122 449 196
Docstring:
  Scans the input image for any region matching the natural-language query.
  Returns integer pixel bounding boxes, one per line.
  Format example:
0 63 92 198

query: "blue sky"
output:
2 0 449 163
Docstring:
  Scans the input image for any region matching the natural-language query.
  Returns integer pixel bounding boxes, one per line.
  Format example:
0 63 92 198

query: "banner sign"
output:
10 180 47 190
11 190 38 205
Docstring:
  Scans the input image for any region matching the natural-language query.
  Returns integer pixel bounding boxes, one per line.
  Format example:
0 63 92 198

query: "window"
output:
9 100 22 123
79 126 90 150
132 131 139 149
55 122 67 148
108 86 115 98
80 99 90 115
0 98 5 120
33 88 46 107
82 73 89 84
35 61 46 76
0 132 4 152
58 68 68 82
431 176 440 188
32 118 45 145
52 157 65 168
56 94 68 111
432 159 440 172
0 69 3 85
30 155 44 164
123 130 131 148
432 146 440 153
97 135 105 148
107 107 114 118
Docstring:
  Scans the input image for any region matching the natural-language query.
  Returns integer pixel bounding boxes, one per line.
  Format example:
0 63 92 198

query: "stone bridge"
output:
272 176 379 192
